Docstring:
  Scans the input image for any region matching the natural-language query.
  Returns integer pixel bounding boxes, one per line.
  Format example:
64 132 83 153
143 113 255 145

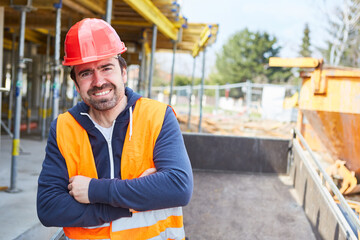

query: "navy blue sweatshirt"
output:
37 88 193 227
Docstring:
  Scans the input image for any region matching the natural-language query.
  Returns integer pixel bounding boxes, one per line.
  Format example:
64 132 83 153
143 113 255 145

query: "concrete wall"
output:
183 133 290 174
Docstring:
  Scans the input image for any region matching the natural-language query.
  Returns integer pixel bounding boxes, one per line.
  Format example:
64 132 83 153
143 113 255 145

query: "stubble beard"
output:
85 83 123 111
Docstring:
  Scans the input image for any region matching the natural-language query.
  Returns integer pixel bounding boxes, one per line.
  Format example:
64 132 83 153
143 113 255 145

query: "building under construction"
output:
1 1 360 240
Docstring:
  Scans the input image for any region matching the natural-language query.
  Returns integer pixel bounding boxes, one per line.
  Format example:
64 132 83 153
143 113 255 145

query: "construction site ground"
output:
183 171 316 239
177 114 296 139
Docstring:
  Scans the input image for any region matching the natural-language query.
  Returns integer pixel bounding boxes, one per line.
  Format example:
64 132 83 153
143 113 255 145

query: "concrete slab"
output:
0 134 58 240
183 171 316 240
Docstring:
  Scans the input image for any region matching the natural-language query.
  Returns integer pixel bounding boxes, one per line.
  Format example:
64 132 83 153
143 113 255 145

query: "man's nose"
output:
91 70 106 87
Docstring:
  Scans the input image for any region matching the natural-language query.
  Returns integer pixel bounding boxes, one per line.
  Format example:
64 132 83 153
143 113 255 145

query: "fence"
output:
152 81 299 123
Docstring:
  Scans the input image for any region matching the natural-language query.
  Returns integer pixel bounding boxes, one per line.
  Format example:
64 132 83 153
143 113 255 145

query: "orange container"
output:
299 66 360 174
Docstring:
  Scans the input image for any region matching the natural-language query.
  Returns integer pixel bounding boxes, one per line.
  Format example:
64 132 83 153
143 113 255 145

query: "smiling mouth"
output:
94 90 111 96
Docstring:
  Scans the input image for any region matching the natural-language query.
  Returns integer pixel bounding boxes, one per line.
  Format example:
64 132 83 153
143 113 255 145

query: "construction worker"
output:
37 18 193 240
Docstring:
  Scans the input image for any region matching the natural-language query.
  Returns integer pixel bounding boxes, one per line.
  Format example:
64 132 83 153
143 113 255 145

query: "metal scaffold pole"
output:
148 24 157 99
137 38 145 93
41 34 51 140
187 57 196 130
105 0 113 23
198 48 206 133
39 66 45 133
169 41 177 105
51 1 62 121
26 73 31 134
8 33 17 131
8 5 29 193
26 44 34 134
0 7 4 142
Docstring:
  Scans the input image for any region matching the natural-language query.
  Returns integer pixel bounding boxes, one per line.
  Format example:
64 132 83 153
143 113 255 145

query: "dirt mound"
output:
177 114 296 139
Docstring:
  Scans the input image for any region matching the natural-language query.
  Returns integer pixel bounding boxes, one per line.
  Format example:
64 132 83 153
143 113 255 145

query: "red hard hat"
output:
63 18 127 66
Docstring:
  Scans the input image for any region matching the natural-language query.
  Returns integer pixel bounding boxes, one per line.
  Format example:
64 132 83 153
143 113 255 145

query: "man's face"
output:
73 56 127 111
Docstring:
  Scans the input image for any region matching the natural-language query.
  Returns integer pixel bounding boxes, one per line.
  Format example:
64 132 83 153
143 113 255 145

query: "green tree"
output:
214 28 293 84
174 75 191 86
174 75 202 86
299 24 312 57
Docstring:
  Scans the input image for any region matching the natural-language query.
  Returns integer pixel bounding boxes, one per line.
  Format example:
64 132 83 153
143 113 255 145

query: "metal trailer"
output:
49 130 359 240
182 131 359 239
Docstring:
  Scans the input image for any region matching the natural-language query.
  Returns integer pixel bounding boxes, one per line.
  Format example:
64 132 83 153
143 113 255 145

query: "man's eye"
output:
102 67 114 72
80 71 92 78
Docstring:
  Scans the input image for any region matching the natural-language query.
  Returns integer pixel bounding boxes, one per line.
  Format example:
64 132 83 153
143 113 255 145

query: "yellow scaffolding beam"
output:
75 0 105 15
35 28 55 37
152 0 175 6
25 29 45 44
142 31 151 55
3 38 13 50
144 41 151 55
7 28 45 45
63 0 96 16
173 16 187 28
269 57 321 68
112 20 152 27
123 0 178 40
192 25 212 57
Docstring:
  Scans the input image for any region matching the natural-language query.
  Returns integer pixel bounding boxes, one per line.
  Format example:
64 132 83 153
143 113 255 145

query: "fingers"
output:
67 176 91 204
68 178 76 198
68 183 73 197
68 177 75 196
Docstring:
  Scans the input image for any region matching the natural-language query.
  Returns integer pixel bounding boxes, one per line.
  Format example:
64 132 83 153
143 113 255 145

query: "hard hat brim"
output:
62 48 127 66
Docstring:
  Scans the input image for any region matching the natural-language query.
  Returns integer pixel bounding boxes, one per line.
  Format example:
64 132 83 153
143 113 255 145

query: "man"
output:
37 18 193 240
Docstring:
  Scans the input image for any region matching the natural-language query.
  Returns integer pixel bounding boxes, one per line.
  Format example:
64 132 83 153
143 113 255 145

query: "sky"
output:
156 0 338 78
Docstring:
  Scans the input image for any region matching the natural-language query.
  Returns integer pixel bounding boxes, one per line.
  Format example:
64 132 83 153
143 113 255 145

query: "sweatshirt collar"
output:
68 87 141 131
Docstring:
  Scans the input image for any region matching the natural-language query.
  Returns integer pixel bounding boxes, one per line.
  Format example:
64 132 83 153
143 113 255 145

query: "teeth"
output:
94 90 110 96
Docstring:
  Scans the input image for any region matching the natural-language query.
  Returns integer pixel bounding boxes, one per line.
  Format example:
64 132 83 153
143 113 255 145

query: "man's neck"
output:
89 95 128 128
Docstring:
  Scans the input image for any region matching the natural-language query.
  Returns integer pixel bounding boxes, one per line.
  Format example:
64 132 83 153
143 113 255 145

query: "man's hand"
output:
68 175 91 204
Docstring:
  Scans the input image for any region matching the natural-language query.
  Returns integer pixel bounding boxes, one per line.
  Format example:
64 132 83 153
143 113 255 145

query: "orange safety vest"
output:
56 98 185 240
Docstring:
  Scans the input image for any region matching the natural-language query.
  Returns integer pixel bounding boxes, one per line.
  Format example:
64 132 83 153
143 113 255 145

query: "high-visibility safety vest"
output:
56 98 185 240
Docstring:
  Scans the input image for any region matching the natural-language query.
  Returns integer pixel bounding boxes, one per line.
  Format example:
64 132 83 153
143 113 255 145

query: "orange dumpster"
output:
270 58 360 176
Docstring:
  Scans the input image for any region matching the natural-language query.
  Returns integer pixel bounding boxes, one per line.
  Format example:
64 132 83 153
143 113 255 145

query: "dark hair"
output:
70 54 127 86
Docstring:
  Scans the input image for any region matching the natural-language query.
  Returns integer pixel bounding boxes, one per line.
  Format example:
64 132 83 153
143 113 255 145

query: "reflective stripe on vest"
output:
57 98 185 240
111 207 184 239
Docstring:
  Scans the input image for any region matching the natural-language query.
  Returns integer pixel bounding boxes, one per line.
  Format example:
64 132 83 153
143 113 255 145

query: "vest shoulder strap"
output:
121 98 168 180
56 112 98 179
